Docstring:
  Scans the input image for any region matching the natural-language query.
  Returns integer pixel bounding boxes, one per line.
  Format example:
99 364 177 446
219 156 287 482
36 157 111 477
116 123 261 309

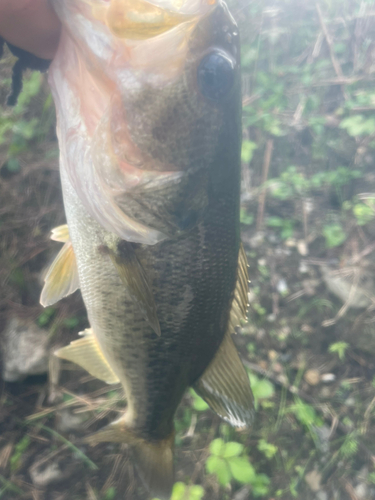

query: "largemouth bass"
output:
42 0 254 497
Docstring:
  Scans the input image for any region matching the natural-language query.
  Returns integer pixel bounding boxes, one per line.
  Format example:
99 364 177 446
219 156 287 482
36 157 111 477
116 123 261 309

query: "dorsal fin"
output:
107 241 161 336
40 226 79 306
55 328 120 384
228 243 249 333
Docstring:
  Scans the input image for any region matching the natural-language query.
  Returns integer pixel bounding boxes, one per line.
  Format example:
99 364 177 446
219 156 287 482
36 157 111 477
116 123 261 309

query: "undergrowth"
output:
1 1 375 499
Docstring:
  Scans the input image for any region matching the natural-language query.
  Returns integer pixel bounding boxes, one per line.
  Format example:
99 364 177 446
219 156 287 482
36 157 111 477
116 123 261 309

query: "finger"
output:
0 0 61 59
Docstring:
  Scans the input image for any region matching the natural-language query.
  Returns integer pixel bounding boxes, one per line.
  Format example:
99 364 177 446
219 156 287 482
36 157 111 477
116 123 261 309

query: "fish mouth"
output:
90 0 217 38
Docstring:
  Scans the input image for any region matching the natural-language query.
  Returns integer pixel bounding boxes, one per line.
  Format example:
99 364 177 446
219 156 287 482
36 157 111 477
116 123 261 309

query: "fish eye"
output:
197 51 235 101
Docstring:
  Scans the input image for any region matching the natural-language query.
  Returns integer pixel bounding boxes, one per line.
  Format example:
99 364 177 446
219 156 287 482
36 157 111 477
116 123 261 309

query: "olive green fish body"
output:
61 87 241 441
46 0 253 496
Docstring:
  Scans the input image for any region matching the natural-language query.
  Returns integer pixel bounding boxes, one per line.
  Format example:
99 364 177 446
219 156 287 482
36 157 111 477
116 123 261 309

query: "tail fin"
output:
85 419 174 499
131 433 174 500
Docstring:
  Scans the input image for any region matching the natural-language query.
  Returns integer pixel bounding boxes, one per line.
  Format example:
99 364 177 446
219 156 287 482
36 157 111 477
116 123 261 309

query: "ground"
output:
1 1 375 499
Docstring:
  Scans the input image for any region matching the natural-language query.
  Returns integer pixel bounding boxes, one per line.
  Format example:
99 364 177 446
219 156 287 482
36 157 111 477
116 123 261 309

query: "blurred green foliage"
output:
9 436 30 473
329 340 350 360
153 482 205 500
206 438 270 496
1 0 375 498
239 0 375 249
0 71 54 173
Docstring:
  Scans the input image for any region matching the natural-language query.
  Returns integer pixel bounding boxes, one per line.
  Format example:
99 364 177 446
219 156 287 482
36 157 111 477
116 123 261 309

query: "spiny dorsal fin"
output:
50 224 70 243
55 328 119 384
85 418 174 500
228 243 249 333
194 331 255 428
107 241 161 336
40 235 79 307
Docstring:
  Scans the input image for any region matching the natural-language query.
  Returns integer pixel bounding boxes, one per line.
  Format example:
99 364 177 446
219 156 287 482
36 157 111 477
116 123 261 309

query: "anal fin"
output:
85 418 174 500
107 241 161 336
55 328 119 384
194 332 255 428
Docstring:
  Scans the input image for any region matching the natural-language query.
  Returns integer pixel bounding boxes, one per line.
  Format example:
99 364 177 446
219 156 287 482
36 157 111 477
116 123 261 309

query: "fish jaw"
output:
49 0 240 242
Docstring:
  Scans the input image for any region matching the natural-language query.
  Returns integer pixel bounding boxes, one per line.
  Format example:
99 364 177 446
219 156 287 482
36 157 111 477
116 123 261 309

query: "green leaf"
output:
223 442 244 458
228 457 255 484
189 485 205 500
103 487 117 500
322 223 346 248
340 114 375 136
291 399 322 428
257 439 278 459
209 438 225 456
240 208 254 225
189 389 209 411
353 203 374 225
247 374 275 409
241 140 258 163
170 482 186 500
10 436 31 472
158 482 205 500
37 307 56 327
249 374 275 409
252 473 271 497
5 158 20 173
266 216 284 227
329 341 349 361
206 456 232 486
63 317 80 329
340 433 358 458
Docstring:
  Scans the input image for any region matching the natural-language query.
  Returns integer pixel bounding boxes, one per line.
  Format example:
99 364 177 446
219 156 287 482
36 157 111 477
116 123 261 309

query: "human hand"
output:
0 0 61 59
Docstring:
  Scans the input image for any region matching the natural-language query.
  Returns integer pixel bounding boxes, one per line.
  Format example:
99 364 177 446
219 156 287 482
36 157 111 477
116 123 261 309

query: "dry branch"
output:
256 139 274 232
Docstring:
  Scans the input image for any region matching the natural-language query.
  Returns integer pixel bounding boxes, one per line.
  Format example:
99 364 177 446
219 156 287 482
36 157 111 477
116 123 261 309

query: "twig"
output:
321 268 361 327
189 420 219 486
101 453 122 493
292 95 307 127
256 139 274 231
362 395 375 435
347 241 375 265
343 480 359 500
311 32 324 59
315 2 350 103
86 482 99 500
242 93 261 107
34 424 98 470
315 3 343 79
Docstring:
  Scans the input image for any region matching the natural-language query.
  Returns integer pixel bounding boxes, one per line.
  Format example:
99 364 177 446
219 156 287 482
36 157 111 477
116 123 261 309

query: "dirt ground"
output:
1 1 375 499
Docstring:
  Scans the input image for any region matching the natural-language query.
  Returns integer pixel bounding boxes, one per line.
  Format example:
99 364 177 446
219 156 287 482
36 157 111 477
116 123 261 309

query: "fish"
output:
42 0 254 497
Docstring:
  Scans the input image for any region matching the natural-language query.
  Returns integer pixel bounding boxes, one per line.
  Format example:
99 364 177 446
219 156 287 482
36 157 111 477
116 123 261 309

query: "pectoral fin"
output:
108 241 161 336
50 224 70 243
85 418 174 500
40 239 79 307
228 243 249 332
55 328 119 384
194 332 255 428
